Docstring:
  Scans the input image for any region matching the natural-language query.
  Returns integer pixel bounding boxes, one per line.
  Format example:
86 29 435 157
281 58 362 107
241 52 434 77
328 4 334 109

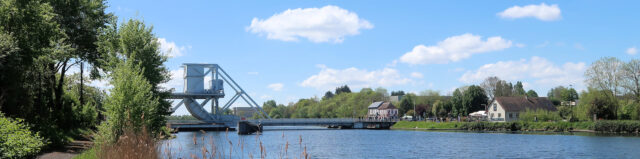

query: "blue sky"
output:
104 1 640 115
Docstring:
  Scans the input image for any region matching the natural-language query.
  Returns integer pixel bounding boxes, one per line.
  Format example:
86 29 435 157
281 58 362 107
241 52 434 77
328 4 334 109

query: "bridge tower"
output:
168 63 270 124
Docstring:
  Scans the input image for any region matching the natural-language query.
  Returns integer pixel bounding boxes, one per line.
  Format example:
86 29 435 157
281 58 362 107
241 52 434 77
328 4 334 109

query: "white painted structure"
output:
367 101 398 119
487 97 557 122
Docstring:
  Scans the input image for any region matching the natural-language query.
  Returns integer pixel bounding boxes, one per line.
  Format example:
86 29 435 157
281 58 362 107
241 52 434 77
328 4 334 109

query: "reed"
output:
157 130 310 159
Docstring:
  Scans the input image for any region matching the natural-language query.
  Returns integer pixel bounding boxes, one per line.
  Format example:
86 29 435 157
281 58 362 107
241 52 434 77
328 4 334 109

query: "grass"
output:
73 147 97 159
392 120 640 133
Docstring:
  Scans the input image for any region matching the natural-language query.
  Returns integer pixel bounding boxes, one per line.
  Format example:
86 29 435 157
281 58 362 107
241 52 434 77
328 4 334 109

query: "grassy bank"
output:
392 120 640 133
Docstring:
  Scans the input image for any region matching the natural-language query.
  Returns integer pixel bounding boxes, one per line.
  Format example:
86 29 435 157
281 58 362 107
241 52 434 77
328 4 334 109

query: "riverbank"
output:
392 120 640 133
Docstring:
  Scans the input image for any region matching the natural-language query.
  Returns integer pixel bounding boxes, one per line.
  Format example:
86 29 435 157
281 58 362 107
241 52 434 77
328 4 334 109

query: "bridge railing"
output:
247 118 398 123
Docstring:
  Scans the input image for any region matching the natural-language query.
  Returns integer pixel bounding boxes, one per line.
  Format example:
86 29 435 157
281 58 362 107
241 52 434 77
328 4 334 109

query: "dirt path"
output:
37 140 93 159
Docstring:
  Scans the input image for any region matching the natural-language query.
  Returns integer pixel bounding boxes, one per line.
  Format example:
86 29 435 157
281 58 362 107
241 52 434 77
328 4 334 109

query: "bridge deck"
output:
168 118 398 132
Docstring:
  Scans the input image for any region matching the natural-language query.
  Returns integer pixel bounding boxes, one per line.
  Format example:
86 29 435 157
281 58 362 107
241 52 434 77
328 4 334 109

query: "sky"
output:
101 1 640 115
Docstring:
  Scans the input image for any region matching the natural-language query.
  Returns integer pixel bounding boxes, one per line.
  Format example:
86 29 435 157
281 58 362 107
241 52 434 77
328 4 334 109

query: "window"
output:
491 113 494 118
493 104 497 111
498 113 501 118
516 113 519 118
509 113 513 118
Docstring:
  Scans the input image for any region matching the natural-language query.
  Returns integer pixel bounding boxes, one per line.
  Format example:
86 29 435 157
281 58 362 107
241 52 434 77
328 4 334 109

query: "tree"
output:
451 88 464 116
526 90 538 97
621 59 640 100
480 76 500 101
97 61 162 143
578 88 618 120
97 18 171 128
419 89 440 97
322 91 334 100
513 81 526 96
398 94 415 115
562 88 579 102
391 91 405 96
585 57 623 97
335 85 351 94
0 0 64 124
461 85 488 116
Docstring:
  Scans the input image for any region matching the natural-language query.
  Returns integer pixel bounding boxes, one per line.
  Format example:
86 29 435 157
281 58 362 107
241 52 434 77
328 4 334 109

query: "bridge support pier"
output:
237 121 262 135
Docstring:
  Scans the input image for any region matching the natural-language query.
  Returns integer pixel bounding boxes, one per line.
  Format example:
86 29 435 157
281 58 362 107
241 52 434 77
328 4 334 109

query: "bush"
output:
0 113 46 158
519 109 562 122
593 120 640 133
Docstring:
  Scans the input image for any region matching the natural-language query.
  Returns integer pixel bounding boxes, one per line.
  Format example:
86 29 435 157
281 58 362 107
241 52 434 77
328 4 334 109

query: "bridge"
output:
168 63 396 134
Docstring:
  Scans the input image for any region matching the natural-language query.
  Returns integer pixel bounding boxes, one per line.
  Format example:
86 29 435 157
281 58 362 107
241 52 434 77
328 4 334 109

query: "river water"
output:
161 126 640 158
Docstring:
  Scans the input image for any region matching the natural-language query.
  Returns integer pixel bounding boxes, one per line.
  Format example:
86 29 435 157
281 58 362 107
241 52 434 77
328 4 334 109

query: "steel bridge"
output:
168 63 396 133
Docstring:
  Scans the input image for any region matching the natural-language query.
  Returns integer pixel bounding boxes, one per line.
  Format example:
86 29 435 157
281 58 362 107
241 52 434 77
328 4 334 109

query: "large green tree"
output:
97 61 162 143
96 18 171 127
461 85 488 116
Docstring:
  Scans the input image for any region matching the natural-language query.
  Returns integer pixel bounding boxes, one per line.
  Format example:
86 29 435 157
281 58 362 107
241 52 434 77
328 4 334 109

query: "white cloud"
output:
157 38 189 57
247 5 373 43
410 72 424 78
627 47 638 55
498 3 561 21
399 33 512 65
301 65 412 91
161 69 185 91
459 56 586 89
267 83 284 91
515 43 526 48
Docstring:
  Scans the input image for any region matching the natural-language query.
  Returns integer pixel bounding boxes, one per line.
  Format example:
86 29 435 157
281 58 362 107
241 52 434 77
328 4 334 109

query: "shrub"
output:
0 113 46 158
593 120 640 133
519 109 562 122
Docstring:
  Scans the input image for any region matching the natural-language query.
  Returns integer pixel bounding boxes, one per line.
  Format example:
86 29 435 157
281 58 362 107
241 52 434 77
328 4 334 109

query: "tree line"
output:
0 0 171 157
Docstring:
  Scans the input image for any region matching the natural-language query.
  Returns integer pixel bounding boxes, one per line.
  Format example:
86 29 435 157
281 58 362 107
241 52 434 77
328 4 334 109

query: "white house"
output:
487 97 557 122
367 101 398 120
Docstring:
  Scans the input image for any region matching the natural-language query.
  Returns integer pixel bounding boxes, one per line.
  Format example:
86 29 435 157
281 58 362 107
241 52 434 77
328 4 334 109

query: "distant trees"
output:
585 57 622 97
527 90 539 97
335 85 351 94
399 94 415 116
578 89 618 120
547 86 579 105
391 91 405 96
480 76 528 101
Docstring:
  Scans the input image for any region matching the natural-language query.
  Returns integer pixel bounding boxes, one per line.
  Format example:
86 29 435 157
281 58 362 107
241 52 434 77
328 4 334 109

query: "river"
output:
161 126 640 158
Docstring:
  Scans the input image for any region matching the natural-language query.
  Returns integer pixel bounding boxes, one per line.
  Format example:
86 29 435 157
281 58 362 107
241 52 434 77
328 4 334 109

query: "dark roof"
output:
494 97 557 112
368 101 383 109
378 102 396 110
367 101 397 110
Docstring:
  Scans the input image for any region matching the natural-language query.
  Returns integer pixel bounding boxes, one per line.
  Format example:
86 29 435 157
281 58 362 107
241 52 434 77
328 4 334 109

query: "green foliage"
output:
519 109 562 122
593 120 640 133
96 61 162 144
393 121 597 132
322 91 334 100
461 85 488 116
526 90 538 97
0 113 46 158
557 106 573 119
618 100 639 120
578 88 618 120
513 81 526 96
391 91 405 96
335 85 351 95
399 94 415 115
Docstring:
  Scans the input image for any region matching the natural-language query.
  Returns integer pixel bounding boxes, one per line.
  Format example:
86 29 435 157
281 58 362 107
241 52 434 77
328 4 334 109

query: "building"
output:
487 97 557 122
233 107 257 119
367 101 398 120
